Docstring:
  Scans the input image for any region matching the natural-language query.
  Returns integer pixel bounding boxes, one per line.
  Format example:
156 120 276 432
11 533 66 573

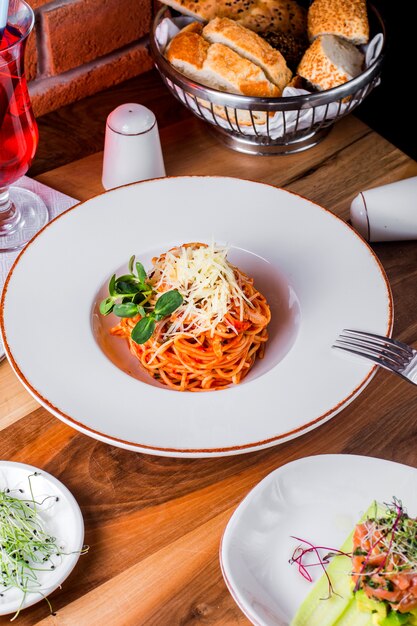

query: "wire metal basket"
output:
150 4 385 155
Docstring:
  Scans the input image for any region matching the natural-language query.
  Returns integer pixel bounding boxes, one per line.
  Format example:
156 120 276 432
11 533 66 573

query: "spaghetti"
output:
111 243 271 391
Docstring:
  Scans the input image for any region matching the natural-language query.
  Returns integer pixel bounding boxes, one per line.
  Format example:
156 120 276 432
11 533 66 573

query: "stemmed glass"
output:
0 0 48 252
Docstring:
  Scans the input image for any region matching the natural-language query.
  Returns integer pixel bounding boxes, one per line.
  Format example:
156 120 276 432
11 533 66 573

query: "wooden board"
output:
1 71 417 625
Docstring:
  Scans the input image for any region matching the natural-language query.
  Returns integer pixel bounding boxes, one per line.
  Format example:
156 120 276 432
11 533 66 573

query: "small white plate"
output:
0 177 392 457
220 454 417 626
0 461 84 617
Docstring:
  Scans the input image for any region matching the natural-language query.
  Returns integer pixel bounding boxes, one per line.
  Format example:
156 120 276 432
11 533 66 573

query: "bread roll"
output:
203 17 292 92
166 28 280 97
308 0 369 45
262 30 308 72
236 0 307 36
161 0 306 36
297 34 364 91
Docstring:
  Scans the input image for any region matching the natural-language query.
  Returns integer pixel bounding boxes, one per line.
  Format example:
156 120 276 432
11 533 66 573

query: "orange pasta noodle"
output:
111 243 271 391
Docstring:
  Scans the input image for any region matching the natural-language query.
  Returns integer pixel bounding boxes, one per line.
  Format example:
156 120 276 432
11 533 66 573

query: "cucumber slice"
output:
291 533 354 626
290 503 386 626
335 600 374 626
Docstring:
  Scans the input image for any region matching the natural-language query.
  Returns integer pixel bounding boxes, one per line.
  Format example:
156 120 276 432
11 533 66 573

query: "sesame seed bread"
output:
203 17 292 91
262 29 309 72
236 0 307 36
166 27 280 97
161 0 307 36
162 0 251 23
308 0 369 45
297 34 364 91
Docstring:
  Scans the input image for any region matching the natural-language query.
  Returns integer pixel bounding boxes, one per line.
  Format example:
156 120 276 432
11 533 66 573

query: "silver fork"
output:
333 329 417 385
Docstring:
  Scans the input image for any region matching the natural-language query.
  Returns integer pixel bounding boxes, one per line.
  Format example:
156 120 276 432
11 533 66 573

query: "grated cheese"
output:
150 243 252 339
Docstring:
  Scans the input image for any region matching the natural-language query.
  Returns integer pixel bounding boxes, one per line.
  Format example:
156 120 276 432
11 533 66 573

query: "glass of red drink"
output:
0 0 48 252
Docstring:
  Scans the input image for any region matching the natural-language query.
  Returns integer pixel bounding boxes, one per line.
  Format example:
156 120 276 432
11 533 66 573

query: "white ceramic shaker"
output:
350 176 417 242
102 103 166 190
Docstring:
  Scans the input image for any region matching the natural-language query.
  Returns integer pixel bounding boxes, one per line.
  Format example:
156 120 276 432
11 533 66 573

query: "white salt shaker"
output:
350 176 417 242
102 103 166 190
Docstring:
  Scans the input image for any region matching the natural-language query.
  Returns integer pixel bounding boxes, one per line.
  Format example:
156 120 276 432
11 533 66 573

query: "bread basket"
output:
150 4 385 155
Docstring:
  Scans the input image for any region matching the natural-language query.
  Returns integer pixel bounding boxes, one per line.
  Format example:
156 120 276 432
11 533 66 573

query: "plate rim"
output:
0 176 393 455
0 460 84 616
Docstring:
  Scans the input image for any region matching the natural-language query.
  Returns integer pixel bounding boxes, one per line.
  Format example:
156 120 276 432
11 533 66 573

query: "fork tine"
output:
342 329 415 357
334 339 407 368
336 335 410 365
333 343 402 371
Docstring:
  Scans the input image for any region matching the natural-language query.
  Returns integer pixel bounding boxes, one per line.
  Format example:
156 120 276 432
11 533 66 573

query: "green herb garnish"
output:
99 255 183 345
0 473 88 621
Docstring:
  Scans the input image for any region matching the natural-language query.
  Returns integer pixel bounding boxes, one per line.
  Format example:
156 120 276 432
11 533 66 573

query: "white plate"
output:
220 454 417 626
0 461 84 616
0 177 392 457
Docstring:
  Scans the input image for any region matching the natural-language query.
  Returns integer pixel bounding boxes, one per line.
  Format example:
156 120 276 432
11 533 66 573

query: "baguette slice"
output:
166 27 211 79
166 28 280 97
297 34 364 91
206 43 280 96
203 17 292 92
162 0 306 36
308 0 369 45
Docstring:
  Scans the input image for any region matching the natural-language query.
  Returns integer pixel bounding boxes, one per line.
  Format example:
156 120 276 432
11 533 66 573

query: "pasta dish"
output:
104 243 270 391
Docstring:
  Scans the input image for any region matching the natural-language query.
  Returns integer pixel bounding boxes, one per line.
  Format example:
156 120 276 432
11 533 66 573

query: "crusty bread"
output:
262 30 308 72
203 17 292 91
179 21 205 36
162 0 249 22
236 0 307 36
297 34 364 91
166 28 210 77
308 0 369 45
207 43 280 96
166 27 280 97
162 0 307 36
286 74 305 89
198 101 271 126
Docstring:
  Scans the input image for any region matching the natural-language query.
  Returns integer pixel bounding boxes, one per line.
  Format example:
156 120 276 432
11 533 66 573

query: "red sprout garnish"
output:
374 499 404 575
353 499 405 593
289 536 351 600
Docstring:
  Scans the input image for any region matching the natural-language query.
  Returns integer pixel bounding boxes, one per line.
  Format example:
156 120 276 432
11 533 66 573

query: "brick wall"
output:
25 0 154 116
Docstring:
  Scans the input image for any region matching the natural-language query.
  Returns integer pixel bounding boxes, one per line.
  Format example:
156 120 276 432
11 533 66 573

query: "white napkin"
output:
0 177 78 360
156 17 384 139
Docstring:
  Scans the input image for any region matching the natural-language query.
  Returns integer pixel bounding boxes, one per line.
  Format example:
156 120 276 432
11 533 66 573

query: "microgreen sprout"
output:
0 473 88 621
289 499 417 606
289 537 350 600
99 255 183 344
352 499 417 586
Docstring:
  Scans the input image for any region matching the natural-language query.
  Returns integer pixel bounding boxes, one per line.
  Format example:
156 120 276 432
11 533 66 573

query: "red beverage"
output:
0 1 47 253
0 25 38 188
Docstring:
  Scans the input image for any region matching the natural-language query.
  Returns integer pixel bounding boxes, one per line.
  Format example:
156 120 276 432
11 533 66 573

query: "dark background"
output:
355 0 416 161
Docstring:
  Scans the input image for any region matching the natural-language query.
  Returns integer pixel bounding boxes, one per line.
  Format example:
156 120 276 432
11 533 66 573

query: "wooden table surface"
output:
1 70 417 625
